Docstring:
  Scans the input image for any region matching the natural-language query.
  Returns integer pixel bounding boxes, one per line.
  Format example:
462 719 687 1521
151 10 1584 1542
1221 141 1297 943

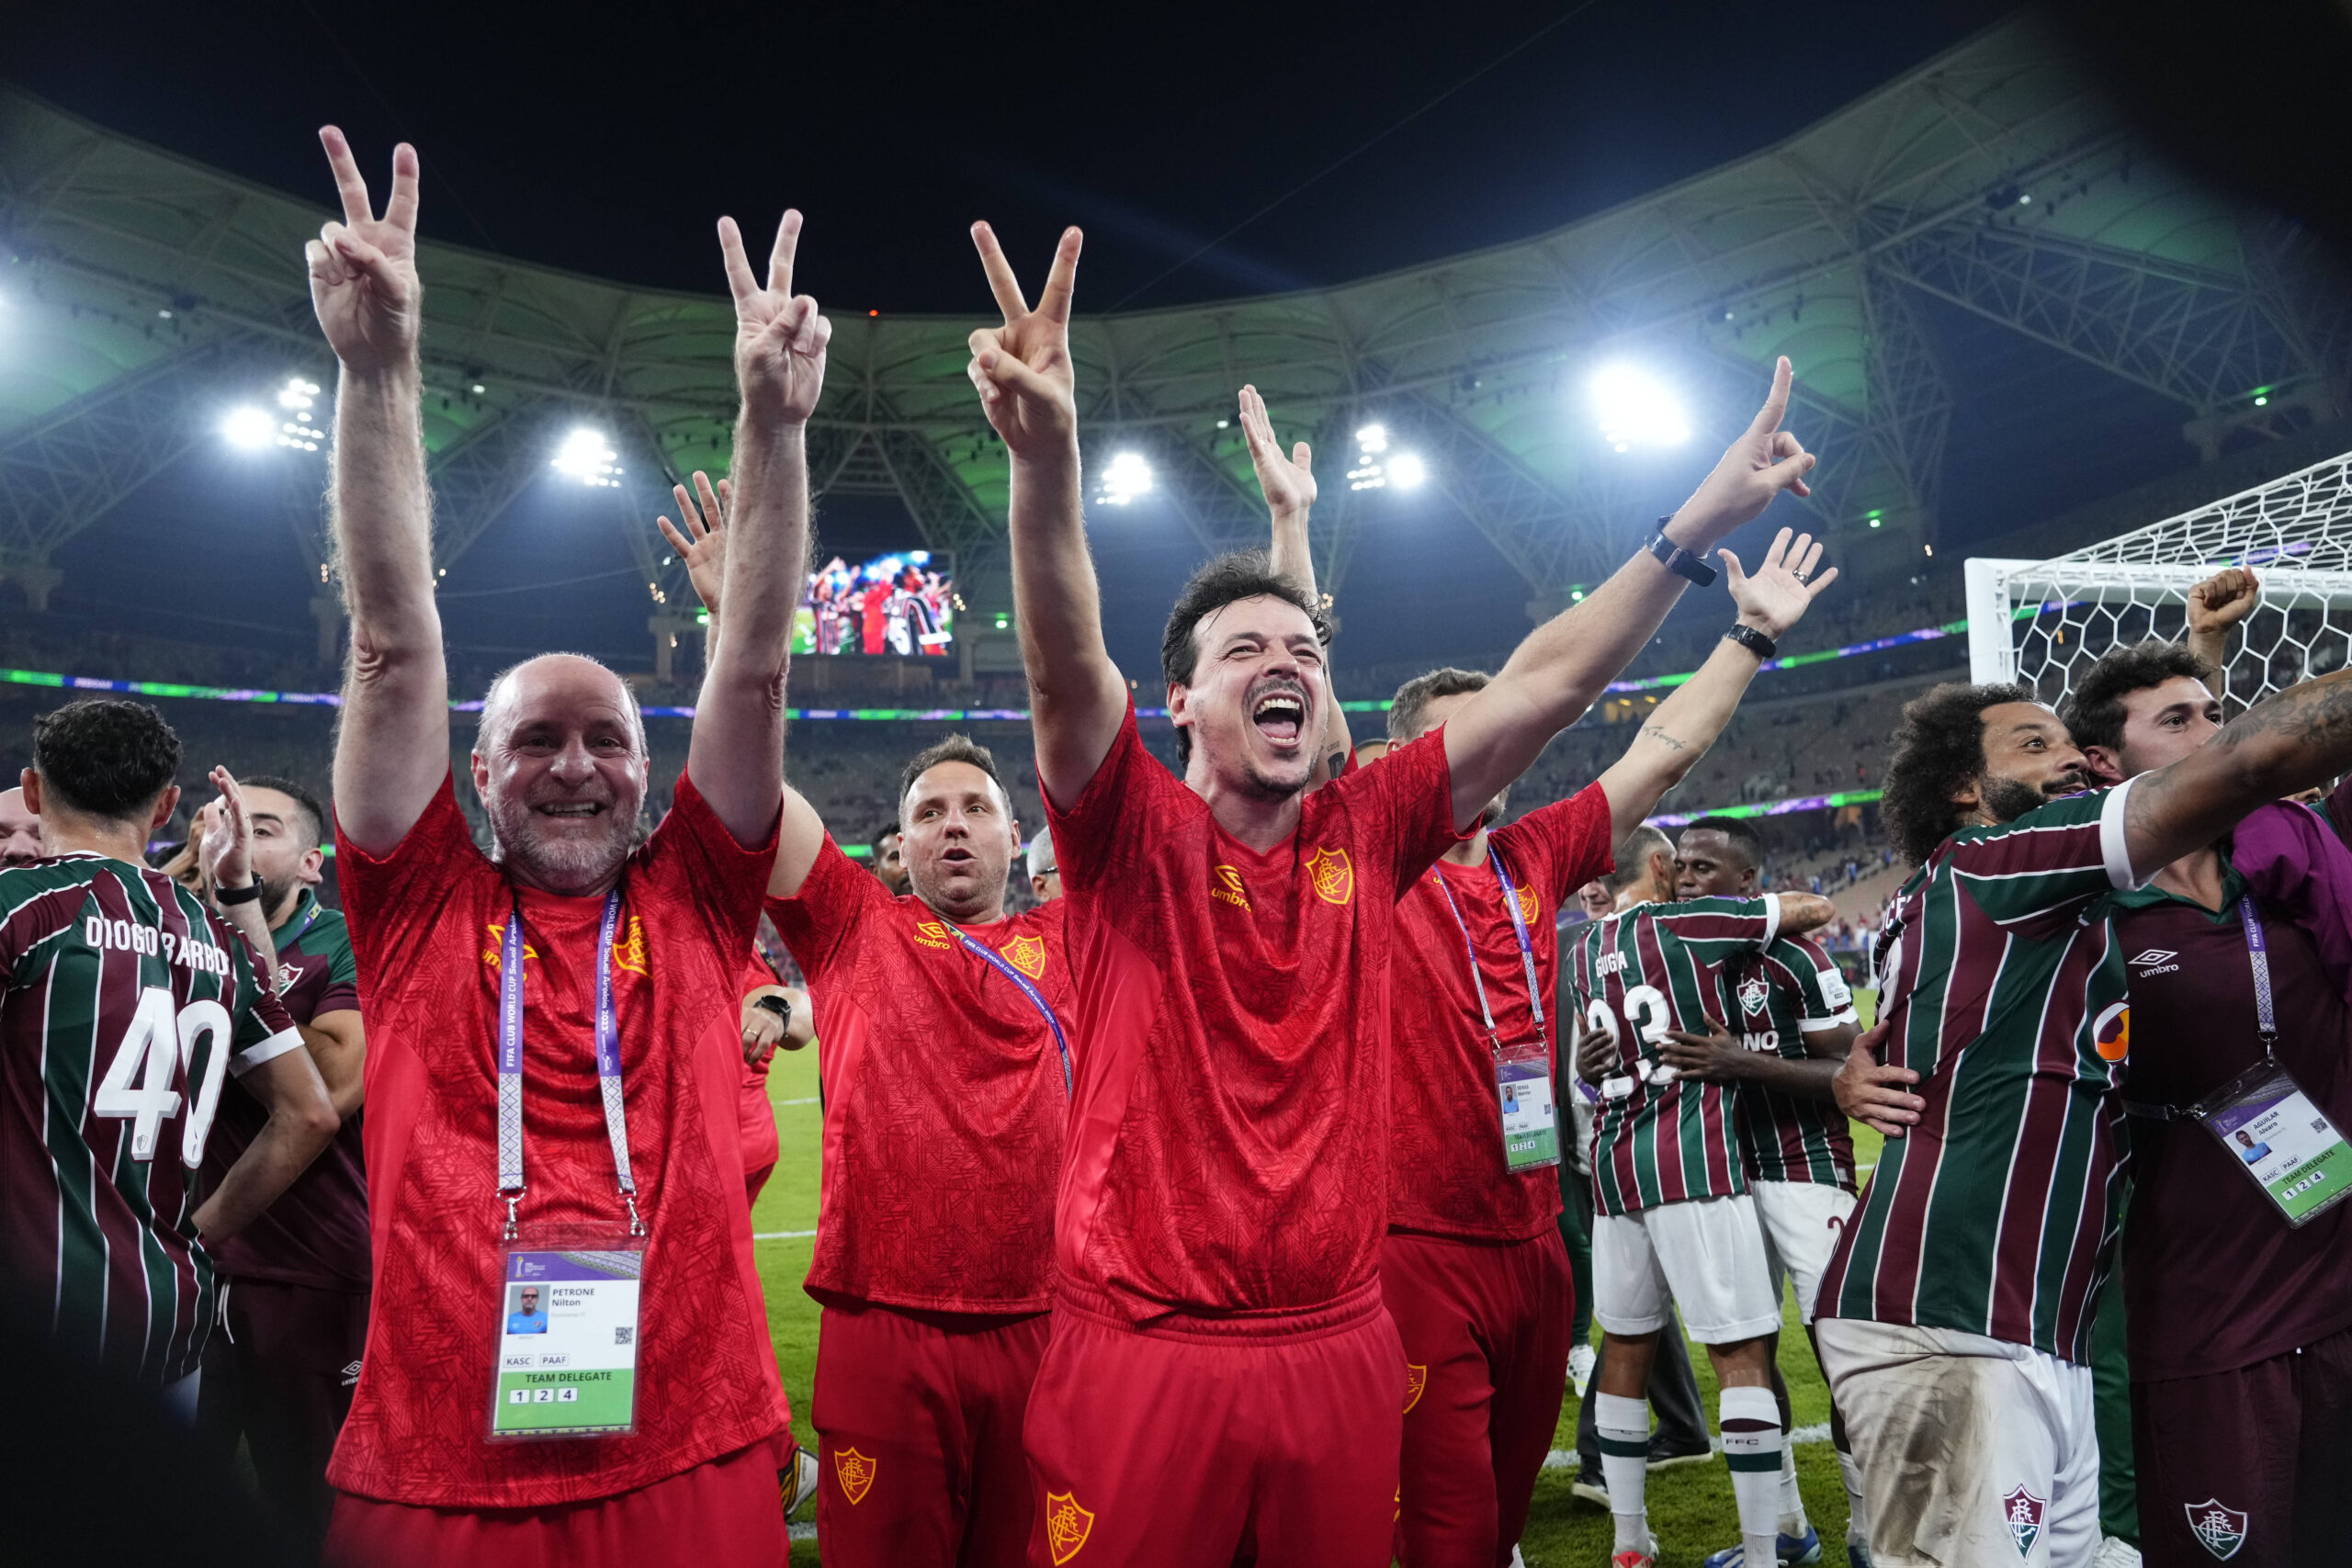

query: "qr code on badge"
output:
615 1325 634 1346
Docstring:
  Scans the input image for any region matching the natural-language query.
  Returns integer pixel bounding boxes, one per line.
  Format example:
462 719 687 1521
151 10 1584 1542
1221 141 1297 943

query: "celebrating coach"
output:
300 128 825 1563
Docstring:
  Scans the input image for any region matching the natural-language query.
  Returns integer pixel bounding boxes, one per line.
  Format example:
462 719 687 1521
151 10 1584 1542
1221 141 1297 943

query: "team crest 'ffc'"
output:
611 914 648 976
2003 1484 2046 1559
833 1447 876 1505
1513 885 1539 927
1001 931 1047 980
2185 1500 2248 1561
481 923 538 968
1046 1491 1094 1563
1306 846 1354 907
1402 1363 1427 1414
1737 976 1770 1017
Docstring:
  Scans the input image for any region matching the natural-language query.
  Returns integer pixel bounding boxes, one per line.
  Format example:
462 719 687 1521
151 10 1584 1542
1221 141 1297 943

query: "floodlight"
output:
1096 450 1153 506
1355 424 1389 454
222 406 276 450
552 426 621 488
1386 452 1428 490
1590 365 1690 451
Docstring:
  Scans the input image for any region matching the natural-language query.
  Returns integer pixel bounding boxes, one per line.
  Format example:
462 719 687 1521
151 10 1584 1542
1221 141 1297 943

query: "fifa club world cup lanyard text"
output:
1432 849 1560 1171
2123 893 2352 1228
949 926 1073 1096
487 890 649 1439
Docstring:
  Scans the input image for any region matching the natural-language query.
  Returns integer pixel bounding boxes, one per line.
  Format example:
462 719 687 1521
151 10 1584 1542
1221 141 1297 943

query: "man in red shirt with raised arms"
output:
302 128 825 1565
962 218 1818 1563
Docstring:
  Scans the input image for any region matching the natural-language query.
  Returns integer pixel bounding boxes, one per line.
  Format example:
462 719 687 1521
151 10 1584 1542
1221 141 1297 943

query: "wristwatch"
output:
1724 623 1778 661
1642 521 1718 586
752 992 793 1032
216 874 267 907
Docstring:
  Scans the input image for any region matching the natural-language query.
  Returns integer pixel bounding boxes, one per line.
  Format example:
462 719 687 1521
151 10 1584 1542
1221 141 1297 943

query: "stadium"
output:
5 4 2352 1566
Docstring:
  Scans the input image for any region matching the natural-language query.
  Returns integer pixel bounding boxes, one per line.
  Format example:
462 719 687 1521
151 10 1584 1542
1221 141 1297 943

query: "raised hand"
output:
2188 567 2260 635
1238 385 1315 518
967 223 1081 457
656 472 733 617
1723 526 1838 640
308 128 423 374
718 212 830 424
198 766 255 894
1676 356 1816 546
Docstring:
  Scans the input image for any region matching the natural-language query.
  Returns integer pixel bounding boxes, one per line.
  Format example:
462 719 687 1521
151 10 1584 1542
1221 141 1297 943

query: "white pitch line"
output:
776 1097 820 1106
753 1229 818 1240
1541 1422 1830 1468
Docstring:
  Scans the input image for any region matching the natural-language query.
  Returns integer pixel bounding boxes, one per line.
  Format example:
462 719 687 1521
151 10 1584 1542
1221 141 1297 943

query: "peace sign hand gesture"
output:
308 128 423 374
1238 385 1315 519
967 223 1082 458
718 211 831 425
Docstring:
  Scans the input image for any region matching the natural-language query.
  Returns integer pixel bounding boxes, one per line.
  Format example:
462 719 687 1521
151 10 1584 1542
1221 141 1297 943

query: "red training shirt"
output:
328 773 786 1509
1045 704 1464 1320
1388 784 1613 1241
769 835 1073 1314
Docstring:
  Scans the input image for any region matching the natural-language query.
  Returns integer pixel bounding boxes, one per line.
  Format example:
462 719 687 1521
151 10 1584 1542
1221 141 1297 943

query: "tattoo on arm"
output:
1639 725 1690 752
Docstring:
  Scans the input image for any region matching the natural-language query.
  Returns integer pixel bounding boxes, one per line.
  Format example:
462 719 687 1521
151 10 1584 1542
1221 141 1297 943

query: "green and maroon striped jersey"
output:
0 854 302 1385
1816 783 2141 1362
1721 933 1860 1190
1570 894 1785 1217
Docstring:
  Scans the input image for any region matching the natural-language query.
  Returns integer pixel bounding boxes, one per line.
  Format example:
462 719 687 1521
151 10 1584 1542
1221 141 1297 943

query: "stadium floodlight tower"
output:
1967 451 2352 709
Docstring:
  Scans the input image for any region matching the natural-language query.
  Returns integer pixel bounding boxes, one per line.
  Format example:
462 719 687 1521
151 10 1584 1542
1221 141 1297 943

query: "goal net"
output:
1967 451 2352 712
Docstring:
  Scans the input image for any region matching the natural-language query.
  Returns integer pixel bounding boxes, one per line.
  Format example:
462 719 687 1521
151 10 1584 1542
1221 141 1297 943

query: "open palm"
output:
967 223 1080 457
719 211 830 424
656 472 732 615
1723 526 1837 639
308 128 422 373
1238 384 1315 515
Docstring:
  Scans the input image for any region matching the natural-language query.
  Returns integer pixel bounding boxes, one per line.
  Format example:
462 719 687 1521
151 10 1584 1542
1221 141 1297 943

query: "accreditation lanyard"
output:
948 925 1073 1096
1430 851 1558 1171
275 897 322 953
2122 893 2352 1228
498 889 642 1241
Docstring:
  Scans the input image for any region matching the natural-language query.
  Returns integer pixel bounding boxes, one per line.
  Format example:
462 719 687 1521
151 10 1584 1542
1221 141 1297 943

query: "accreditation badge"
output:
1497 1040 1560 1171
2196 1057 2352 1228
487 1226 646 1438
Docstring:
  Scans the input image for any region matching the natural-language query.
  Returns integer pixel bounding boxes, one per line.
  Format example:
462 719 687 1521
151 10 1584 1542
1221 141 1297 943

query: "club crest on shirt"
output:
275 960 306 996
611 914 648 976
2002 1484 2046 1558
1403 1362 1427 1414
481 923 538 969
1512 885 1539 927
1046 1491 1094 1563
1210 864 1251 910
1306 846 1354 907
2185 1500 2248 1560
911 919 953 951
1736 976 1770 1017
1001 931 1047 980
833 1446 876 1505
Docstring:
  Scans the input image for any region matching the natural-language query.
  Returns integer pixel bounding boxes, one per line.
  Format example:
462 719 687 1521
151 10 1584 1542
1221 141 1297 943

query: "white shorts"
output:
1752 1179 1858 1326
1815 1318 2098 1568
1592 1193 1781 1345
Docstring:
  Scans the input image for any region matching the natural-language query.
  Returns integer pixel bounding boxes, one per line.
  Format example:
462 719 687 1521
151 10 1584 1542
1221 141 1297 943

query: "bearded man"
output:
299 128 826 1566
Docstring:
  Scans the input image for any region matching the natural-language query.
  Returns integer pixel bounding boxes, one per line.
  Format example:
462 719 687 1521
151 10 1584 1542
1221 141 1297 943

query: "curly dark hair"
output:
897 734 1010 816
1160 550 1328 770
31 699 183 823
1387 667 1491 742
2058 640 2214 759
1880 682 2034 866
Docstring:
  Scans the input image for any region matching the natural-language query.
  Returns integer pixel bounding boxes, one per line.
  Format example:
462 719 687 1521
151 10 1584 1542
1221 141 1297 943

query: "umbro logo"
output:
340 1359 363 1388
2129 949 2177 966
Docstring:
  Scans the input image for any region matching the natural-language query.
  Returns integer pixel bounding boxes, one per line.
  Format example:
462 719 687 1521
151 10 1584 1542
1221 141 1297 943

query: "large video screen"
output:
793 550 956 657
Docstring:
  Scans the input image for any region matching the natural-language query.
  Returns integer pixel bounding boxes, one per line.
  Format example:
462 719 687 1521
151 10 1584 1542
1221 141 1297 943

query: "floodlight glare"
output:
222 406 276 450
1096 450 1153 506
552 426 622 488
1590 365 1690 451
1386 452 1429 490
1354 424 1389 455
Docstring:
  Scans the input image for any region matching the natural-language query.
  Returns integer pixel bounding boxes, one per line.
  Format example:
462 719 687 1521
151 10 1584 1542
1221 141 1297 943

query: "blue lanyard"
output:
947 924 1073 1097
274 896 322 953
498 888 640 1239
1428 847 1550 1053
2240 892 2277 1052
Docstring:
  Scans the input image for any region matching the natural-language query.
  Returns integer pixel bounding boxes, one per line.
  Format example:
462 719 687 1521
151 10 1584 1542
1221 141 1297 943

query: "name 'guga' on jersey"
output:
1568 894 1785 1218
0 854 302 1385
1721 934 1860 1190
1815 782 2143 1363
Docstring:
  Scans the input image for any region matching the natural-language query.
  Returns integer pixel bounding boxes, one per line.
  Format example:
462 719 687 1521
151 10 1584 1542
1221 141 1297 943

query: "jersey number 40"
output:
92 986 232 1167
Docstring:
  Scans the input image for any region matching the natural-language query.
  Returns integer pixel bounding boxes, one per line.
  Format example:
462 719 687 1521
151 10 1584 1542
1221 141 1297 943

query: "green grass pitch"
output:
754 1043 1883 1564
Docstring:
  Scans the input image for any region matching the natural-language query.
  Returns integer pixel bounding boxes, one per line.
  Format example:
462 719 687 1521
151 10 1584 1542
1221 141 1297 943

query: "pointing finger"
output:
716 217 759 308
1035 227 1082 327
971 222 1030 322
767 209 803 298
1747 355 1792 437
318 126 375 228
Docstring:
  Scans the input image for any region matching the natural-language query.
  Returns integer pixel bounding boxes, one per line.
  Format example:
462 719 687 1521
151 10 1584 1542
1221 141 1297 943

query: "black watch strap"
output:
216 875 266 907
1724 623 1778 661
752 993 792 1023
1643 522 1718 586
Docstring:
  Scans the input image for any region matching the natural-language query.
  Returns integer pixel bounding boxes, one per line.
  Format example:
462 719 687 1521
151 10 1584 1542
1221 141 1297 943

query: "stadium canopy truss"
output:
3 15 2347 658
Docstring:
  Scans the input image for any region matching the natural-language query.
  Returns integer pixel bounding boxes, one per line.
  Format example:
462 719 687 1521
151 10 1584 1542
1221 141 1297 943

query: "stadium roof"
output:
2 13 2345 641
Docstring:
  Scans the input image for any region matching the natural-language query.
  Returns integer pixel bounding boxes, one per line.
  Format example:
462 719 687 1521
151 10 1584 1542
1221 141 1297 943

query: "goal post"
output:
1966 451 2352 711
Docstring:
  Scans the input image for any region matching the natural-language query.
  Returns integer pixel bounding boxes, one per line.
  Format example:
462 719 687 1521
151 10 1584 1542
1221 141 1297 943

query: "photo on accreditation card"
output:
506 1284 548 1335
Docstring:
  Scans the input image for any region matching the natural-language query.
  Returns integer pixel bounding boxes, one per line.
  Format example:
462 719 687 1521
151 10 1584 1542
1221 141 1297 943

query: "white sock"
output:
1595 1391 1652 1553
1778 1441 1809 1539
1839 1443 1871 1542
1719 1386 1786 1565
